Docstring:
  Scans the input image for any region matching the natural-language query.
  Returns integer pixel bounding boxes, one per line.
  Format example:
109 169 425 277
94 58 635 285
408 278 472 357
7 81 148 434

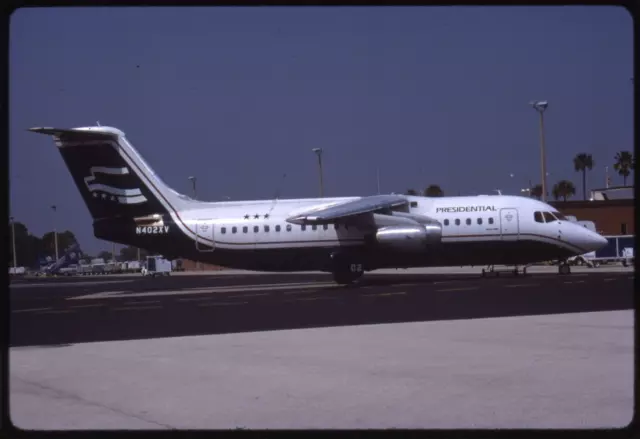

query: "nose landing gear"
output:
558 261 571 275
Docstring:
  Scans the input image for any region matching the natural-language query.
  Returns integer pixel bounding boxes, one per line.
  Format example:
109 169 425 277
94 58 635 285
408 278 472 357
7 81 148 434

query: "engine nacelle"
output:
375 223 442 251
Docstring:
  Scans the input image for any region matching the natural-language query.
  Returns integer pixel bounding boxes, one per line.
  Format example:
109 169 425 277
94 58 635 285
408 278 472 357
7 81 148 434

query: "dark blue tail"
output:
43 243 82 274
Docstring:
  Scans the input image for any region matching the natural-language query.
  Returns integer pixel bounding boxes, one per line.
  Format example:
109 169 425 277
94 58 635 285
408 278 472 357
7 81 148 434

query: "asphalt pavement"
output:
10 270 634 347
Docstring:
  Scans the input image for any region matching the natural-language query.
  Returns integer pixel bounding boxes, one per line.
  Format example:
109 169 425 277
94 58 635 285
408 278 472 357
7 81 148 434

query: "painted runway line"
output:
67 282 337 301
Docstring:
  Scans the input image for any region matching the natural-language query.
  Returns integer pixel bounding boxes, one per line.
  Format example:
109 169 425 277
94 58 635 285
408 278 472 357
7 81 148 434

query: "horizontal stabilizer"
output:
28 126 121 140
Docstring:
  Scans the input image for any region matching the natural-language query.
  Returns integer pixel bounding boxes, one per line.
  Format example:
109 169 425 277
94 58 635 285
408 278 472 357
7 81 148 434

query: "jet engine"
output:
375 222 442 251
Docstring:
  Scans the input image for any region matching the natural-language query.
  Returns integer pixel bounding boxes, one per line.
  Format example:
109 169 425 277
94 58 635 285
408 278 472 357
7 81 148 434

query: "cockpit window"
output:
552 212 567 221
542 212 557 222
534 211 544 223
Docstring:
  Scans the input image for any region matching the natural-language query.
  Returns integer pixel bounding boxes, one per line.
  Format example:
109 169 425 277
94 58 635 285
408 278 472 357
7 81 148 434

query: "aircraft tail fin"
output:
29 126 184 222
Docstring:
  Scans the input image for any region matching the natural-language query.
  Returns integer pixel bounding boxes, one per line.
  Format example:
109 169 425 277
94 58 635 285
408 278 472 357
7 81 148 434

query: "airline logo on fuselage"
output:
435 205 497 213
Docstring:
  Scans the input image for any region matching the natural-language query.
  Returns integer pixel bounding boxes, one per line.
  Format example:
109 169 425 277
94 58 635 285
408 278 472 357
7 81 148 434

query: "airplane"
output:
29 125 608 285
38 242 82 276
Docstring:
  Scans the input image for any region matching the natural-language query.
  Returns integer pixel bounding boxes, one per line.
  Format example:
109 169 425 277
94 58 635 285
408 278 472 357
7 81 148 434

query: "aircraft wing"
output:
286 194 410 224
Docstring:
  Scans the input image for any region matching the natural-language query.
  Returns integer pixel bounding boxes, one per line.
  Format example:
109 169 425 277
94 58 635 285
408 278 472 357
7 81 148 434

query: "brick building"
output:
549 199 634 236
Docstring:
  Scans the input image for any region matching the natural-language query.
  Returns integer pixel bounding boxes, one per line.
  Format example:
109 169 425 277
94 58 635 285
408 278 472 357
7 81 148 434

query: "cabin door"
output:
499 208 519 241
195 220 215 252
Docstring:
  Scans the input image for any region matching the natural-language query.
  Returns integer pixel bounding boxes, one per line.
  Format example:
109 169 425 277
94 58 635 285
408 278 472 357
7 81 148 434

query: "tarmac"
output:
9 266 635 430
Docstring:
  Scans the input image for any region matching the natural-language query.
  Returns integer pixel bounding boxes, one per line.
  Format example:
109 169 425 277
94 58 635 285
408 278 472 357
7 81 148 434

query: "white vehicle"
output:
31 125 609 284
142 256 172 277
568 251 597 267
621 247 634 267
9 267 26 276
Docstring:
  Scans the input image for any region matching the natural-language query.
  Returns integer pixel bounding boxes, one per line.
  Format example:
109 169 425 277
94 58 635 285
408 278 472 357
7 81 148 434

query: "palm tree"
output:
552 180 576 201
423 184 444 197
530 184 543 199
573 153 594 200
613 151 634 186
405 189 418 196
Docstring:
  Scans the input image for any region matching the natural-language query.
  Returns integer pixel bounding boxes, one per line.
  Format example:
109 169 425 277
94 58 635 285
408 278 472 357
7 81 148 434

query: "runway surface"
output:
10 270 634 347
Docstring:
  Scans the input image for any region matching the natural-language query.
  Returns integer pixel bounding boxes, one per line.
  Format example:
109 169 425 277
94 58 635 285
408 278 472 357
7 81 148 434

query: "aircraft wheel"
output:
558 263 571 275
329 252 365 285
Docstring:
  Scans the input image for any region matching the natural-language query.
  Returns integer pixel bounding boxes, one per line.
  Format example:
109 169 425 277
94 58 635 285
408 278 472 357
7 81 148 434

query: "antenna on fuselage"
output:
273 173 287 200
96 121 101 126
269 173 287 214
494 189 502 195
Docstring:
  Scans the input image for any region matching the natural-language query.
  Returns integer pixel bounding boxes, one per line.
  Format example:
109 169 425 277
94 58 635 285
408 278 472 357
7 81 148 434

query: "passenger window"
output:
312 225 317 231
534 212 544 223
323 224 328 230
286 224 292 232
465 218 471 225
444 219 449 226
488 218 494 225
301 225 306 231
232 226 237 234
455 219 460 226
253 226 259 233
542 212 556 223
275 225 281 232
477 218 482 225
264 225 269 232
221 227 226 234
243 226 248 233
410 201 418 208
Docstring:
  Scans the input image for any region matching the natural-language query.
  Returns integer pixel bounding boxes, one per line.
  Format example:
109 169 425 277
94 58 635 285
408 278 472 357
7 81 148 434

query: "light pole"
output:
312 148 324 197
188 176 197 200
10 216 17 269
530 100 549 202
51 205 59 260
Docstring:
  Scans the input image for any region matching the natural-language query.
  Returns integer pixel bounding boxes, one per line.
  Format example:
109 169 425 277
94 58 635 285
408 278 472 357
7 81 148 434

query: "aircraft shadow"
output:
10 277 633 347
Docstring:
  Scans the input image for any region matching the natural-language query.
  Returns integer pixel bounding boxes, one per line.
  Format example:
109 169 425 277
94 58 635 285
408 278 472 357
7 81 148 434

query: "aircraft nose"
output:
585 231 608 252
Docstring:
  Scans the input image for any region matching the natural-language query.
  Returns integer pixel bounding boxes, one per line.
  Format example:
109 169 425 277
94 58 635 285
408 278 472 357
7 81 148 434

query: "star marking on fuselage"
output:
264 213 270 219
254 214 260 219
244 214 249 219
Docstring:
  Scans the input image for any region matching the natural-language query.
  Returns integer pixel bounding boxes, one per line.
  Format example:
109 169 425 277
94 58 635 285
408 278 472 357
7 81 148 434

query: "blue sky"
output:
10 6 633 254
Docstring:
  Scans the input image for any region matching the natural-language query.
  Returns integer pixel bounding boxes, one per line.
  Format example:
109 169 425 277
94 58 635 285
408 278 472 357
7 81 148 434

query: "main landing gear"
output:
481 265 529 277
329 252 365 286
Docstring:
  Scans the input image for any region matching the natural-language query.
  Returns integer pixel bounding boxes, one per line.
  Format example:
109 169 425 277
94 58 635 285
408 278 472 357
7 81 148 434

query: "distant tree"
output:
9 220 44 268
613 151 634 186
423 185 444 197
405 189 418 196
41 230 78 258
530 184 543 199
97 250 112 261
573 153 594 200
119 246 148 261
552 180 576 201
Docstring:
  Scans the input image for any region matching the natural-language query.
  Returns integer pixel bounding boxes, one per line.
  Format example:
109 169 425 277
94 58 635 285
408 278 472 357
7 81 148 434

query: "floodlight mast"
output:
530 100 549 202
